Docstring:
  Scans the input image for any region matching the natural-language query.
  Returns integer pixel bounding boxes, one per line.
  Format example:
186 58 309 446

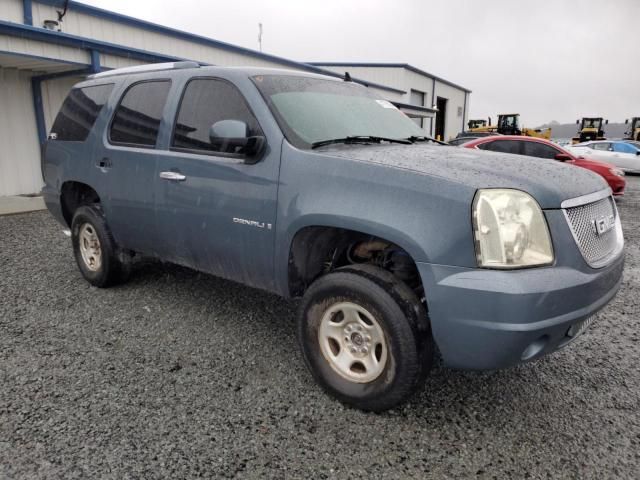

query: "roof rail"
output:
88 61 200 79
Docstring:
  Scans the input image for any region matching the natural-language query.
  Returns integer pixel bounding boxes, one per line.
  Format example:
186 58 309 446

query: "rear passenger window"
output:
522 142 559 159
477 140 522 154
172 78 261 154
110 80 171 147
50 84 113 141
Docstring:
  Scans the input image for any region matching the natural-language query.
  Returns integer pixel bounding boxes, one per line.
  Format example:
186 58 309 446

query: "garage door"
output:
0 67 43 196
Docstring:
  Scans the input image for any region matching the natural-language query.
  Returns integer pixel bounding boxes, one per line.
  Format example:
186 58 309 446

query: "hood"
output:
319 143 607 209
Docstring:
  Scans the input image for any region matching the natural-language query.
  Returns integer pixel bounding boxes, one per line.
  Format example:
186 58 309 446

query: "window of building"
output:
50 84 114 142
522 141 560 159
172 78 262 154
409 89 425 107
109 80 171 147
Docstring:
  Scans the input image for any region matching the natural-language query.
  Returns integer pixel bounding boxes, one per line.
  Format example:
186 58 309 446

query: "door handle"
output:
159 171 187 181
97 157 112 169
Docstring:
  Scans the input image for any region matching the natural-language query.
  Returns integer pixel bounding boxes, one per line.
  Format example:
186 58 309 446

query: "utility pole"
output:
258 23 263 52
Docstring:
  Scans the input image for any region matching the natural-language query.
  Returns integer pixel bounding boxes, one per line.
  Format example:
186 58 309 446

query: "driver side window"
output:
172 78 262 154
592 143 611 151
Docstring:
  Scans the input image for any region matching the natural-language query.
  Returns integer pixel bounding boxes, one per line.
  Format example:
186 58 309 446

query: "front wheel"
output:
297 265 433 411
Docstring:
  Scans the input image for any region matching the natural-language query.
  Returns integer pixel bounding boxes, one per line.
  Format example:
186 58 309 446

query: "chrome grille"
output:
564 196 621 267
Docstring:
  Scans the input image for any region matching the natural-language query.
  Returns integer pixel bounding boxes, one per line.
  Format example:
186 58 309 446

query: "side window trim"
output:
168 76 264 160
108 78 172 150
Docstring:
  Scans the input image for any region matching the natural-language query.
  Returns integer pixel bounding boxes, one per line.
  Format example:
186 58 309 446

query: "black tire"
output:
71 205 130 288
297 264 433 412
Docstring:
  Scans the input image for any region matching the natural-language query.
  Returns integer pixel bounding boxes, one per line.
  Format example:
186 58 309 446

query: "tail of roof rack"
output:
88 61 200 80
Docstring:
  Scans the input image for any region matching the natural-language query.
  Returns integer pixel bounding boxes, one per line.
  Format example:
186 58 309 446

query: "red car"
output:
462 135 626 196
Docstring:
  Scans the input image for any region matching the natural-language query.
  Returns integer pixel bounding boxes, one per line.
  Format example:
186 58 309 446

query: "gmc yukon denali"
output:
42 62 624 411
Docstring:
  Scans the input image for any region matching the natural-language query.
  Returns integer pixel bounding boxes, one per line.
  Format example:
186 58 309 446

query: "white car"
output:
566 140 640 173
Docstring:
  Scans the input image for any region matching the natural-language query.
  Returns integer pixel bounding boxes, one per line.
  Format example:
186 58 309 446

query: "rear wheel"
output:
297 264 433 411
71 205 130 287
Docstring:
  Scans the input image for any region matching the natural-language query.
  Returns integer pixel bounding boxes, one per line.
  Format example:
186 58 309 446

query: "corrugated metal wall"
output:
0 68 43 196
31 4 294 70
0 0 24 23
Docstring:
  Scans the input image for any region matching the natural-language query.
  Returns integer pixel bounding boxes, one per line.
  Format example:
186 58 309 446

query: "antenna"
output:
258 23 263 52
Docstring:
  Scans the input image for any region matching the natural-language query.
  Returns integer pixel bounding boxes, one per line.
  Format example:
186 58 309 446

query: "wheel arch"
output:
60 181 101 226
282 215 428 298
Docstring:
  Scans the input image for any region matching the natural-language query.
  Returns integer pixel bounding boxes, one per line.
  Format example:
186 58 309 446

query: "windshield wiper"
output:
311 135 412 149
404 135 448 145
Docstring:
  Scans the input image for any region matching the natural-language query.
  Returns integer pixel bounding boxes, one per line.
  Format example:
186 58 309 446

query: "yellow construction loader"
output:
467 119 488 130
571 117 607 144
468 114 552 139
625 117 640 141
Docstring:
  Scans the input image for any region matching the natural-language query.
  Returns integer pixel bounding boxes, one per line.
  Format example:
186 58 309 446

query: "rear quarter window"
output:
50 84 114 142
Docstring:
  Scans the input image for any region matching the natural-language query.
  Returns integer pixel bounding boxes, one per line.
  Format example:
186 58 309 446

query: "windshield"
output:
252 74 424 148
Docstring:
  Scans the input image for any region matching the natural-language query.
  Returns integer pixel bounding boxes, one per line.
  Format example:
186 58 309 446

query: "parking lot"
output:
0 179 638 479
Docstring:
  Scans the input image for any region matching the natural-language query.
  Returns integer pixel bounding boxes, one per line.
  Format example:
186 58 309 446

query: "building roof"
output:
307 62 471 93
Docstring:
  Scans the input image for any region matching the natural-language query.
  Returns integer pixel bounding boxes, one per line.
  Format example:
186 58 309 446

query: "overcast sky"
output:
79 0 638 126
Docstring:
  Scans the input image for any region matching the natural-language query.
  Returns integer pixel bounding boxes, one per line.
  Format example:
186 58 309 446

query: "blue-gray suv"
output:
42 62 624 411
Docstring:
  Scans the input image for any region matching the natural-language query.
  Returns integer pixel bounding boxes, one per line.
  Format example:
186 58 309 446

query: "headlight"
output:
473 189 554 268
610 168 625 177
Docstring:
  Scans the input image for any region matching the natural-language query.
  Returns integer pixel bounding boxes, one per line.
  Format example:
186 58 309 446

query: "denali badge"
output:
593 215 615 236
233 217 273 230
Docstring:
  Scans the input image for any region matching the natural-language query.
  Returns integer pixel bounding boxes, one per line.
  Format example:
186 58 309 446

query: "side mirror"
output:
555 153 572 161
625 119 629 124
576 119 580 124
605 119 609 125
209 120 266 161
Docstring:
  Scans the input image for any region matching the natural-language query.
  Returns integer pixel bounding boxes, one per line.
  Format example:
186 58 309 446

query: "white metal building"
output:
309 63 471 143
0 0 470 196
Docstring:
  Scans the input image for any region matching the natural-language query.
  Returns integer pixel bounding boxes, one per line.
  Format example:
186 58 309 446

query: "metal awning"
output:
0 51 87 74
392 101 437 118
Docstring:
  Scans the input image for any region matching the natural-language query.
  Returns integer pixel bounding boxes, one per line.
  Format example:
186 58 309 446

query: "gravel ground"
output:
1 179 639 479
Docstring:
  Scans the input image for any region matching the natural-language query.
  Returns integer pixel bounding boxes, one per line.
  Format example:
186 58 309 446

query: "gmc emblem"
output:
594 215 615 236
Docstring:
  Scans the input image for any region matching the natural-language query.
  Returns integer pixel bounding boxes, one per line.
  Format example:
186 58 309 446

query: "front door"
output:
99 79 172 255
154 77 280 291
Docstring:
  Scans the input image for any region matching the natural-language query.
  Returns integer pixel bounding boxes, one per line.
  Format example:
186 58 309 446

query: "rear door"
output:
154 77 281 290
99 79 172 255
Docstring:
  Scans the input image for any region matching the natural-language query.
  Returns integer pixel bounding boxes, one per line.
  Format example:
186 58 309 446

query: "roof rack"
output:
88 61 200 80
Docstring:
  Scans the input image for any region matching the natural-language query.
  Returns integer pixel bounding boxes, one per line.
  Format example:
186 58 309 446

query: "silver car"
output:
567 140 640 173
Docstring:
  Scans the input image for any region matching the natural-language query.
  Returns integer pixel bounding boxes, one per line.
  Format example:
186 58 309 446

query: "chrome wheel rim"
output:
78 223 102 272
318 302 388 383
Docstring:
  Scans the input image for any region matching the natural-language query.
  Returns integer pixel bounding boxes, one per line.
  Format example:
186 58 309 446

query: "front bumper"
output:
416 251 624 370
